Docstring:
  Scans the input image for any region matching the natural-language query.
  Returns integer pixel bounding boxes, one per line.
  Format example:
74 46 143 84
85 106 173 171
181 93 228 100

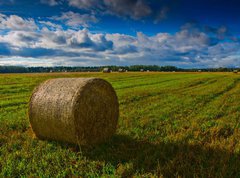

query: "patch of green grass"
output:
1 72 240 177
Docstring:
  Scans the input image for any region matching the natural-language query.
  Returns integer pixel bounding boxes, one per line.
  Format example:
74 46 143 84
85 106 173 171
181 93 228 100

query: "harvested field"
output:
1 72 240 177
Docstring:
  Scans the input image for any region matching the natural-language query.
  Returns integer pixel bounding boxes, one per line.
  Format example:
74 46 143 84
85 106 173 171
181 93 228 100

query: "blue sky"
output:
0 0 240 68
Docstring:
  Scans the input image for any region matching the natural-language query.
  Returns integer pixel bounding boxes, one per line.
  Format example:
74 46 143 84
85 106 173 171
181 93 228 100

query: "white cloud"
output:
51 11 98 28
0 57 54 67
0 14 38 31
0 31 41 48
0 14 239 68
0 25 113 53
39 21 62 30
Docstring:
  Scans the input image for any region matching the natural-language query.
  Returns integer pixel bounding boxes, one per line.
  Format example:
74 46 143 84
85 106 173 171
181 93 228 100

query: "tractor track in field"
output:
119 76 240 123
116 75 213 90
180 78 220 92
0 101 28 108
121 76 240 123
116 78 183 90
0 89 30 95
185 77 240 120
200 77 240 105
120 77 220 105
111 75 156 82
124 78 240 122
174 74 228 92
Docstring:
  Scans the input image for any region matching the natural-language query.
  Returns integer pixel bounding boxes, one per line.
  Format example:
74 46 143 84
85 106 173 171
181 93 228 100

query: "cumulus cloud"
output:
0 14 114 59
0 13 240 67
68 29 113 51
0 14 38 31
51 11 98 28
0 31 41 48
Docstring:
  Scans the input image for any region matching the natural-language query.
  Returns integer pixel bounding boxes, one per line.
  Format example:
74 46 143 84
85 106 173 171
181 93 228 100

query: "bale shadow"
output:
77 135 240 177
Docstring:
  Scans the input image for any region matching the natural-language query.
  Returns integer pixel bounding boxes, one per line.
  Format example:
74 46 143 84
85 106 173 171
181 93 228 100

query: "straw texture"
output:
29 78 119 145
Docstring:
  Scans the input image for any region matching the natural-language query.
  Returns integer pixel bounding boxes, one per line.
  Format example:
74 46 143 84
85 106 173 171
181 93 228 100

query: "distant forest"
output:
0 65 239 73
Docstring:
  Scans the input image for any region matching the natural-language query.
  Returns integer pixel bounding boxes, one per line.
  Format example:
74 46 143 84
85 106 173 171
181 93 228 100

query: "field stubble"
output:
0 72 240 177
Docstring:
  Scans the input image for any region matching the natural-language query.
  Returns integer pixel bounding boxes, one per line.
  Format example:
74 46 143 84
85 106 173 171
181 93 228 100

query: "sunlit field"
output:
1 72 240 177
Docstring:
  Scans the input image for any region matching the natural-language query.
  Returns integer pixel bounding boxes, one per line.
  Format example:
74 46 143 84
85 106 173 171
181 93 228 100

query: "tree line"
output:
0 65 238 73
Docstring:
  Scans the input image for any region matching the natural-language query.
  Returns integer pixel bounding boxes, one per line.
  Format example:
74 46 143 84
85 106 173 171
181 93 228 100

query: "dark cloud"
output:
10 47 100 58
179 22 236 46
51 35 67 44
70 31 113 51
13 48 100 58
205 25 230 40
95 35 113 51
67 0 153 20
113 44 138 54
68 0 100 9
70 32 94 48
16 32 41 43
67 0 174 22
13 47 57 57
154 6 169 24
0 43 62 58
104 0 151 20
183 22 233 42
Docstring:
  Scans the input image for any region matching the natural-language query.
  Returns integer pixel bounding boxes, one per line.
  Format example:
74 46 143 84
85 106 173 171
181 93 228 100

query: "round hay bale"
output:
29 78 119 145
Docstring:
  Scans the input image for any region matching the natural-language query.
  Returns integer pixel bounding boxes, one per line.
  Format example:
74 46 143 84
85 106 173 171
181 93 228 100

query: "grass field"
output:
1 72 240 177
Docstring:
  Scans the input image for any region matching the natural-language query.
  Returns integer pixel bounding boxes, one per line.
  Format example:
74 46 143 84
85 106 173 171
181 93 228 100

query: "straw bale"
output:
29 78 119 145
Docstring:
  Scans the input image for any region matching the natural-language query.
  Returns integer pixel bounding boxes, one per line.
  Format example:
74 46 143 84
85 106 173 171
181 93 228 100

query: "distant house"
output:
140 69 144 72
233 70 238 74
118 68 125 72
103 68 111 73
198 70 202 72
146 70 150 72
